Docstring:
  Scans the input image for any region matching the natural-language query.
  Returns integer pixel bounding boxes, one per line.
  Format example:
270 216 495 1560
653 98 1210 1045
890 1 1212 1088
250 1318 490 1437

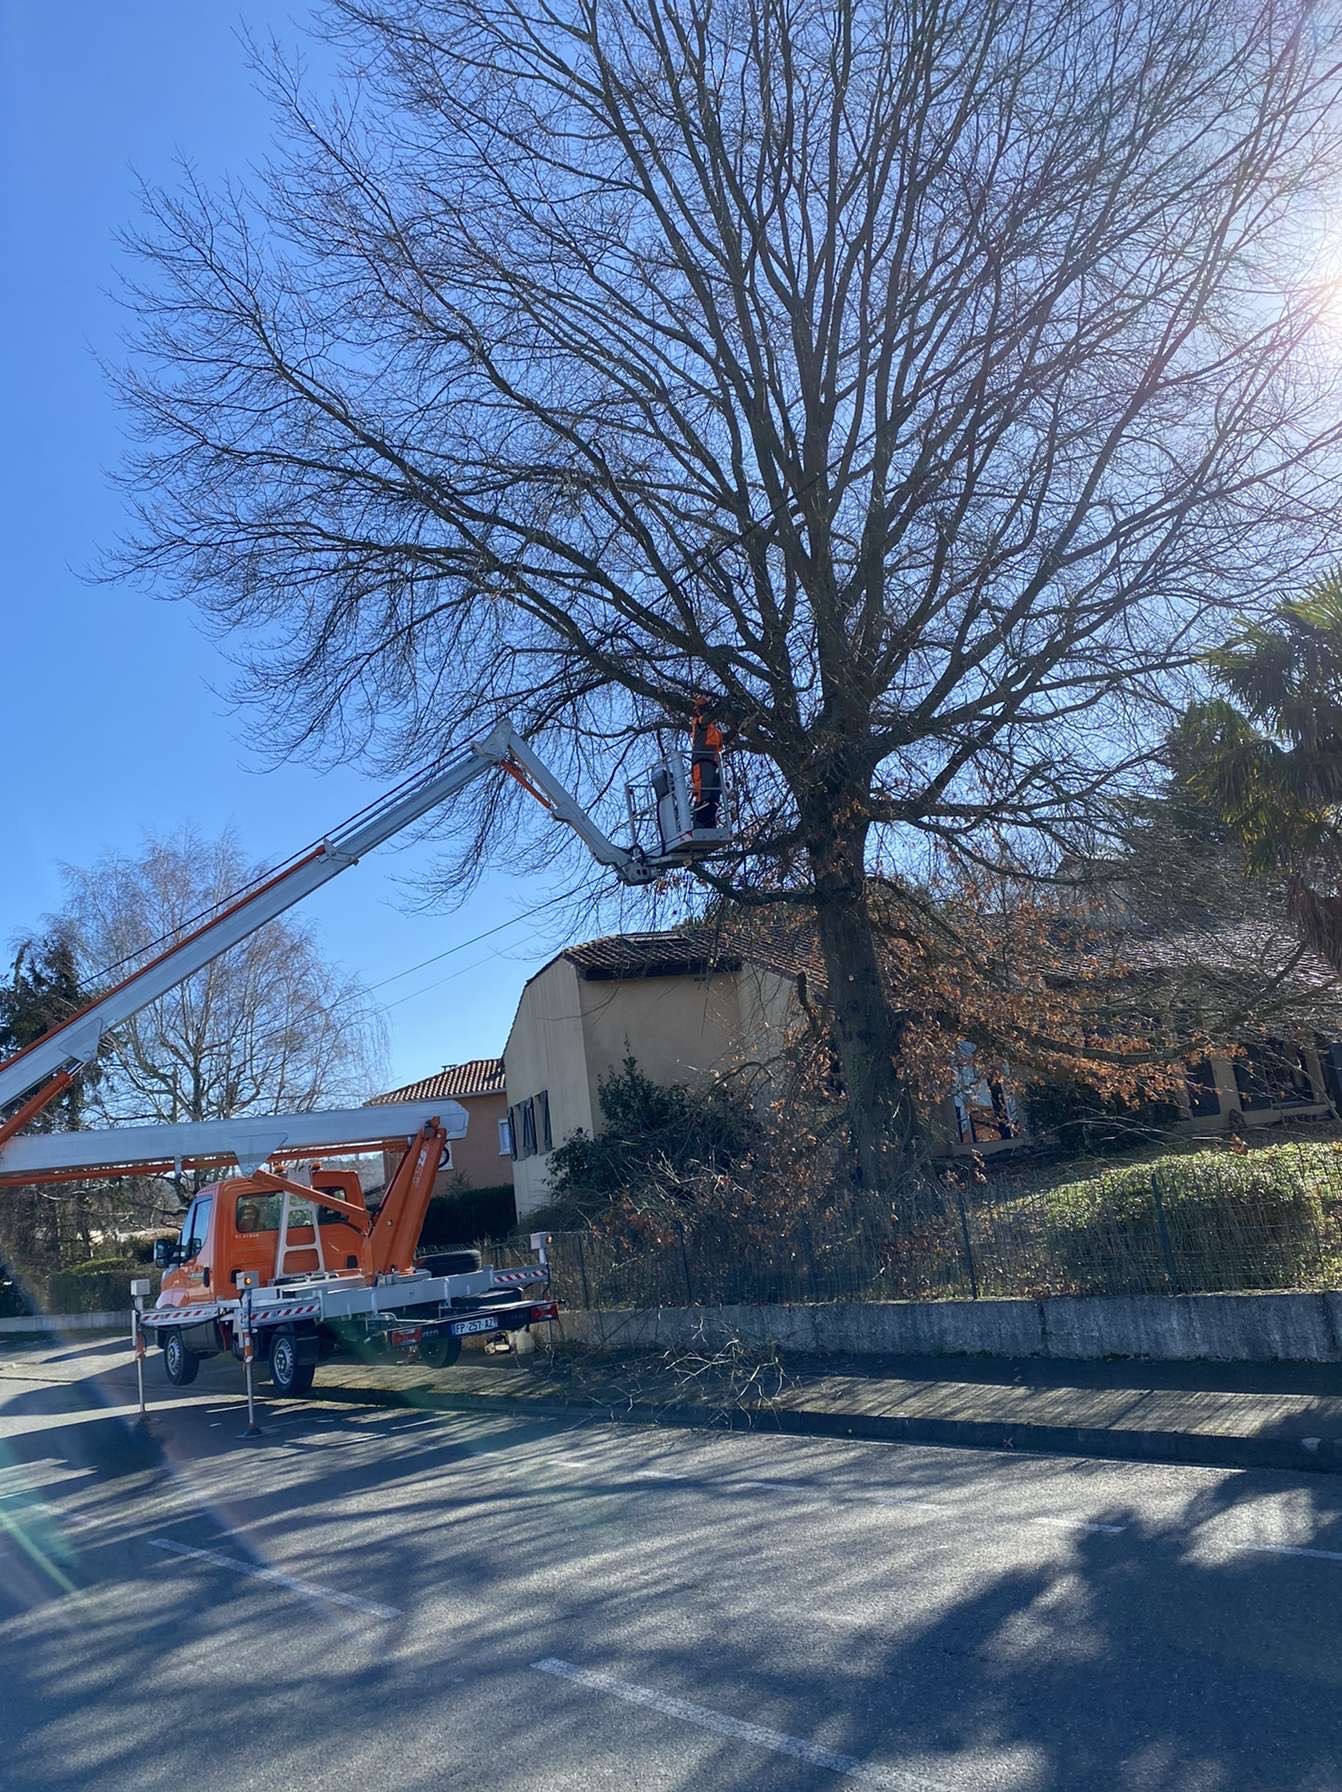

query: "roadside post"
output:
238 1273 262 1438
129 1278 150 1424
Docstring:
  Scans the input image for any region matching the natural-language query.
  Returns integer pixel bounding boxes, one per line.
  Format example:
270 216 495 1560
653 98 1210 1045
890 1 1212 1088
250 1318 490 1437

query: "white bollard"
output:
238 1275 262 1438
130 1278 151 1423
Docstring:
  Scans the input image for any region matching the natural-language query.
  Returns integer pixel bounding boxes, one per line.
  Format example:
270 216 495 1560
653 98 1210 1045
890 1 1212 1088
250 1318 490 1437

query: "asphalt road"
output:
2 1344 1342 1790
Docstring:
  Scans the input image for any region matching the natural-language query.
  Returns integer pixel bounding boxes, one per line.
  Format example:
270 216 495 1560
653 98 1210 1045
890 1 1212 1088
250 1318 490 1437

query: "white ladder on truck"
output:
273 1169 327 1280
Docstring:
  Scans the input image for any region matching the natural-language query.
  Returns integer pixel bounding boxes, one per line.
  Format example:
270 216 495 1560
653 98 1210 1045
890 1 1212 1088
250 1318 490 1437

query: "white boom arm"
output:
0 1098 468 1185
0 721 664 1119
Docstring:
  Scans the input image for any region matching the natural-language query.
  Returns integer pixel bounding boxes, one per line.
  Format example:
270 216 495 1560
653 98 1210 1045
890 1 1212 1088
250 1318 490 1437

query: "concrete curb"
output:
309 1379 1342 1477
0 1313 128 1335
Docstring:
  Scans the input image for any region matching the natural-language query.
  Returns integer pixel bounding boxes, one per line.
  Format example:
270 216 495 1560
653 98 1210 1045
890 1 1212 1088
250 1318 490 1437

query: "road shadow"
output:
3 1365 1342 1790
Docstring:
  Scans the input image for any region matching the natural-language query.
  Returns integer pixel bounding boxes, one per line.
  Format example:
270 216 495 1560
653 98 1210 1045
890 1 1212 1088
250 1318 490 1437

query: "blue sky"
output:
0 2 586 1091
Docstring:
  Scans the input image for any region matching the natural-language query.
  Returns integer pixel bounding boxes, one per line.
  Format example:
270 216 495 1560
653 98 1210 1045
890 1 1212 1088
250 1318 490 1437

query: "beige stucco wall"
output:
578 970 758 1116
505 959 798 1220
504 956 592 1218
379 1089 511 1195
443 1090 511 1189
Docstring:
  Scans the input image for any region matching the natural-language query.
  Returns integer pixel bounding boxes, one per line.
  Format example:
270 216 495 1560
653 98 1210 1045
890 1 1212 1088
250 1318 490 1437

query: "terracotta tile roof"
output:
372 1057 506 1103
559 923 827 989
561 930 742 980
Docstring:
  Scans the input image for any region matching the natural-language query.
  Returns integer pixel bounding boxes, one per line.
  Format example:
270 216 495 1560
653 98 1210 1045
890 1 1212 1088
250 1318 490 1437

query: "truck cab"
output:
156 1169 374 1306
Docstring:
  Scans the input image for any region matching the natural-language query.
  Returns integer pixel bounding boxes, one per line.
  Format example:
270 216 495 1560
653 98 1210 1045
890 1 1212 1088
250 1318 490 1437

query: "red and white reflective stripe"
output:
492 1267 548 1286
252 1301 322 1324
151 1304 222 1326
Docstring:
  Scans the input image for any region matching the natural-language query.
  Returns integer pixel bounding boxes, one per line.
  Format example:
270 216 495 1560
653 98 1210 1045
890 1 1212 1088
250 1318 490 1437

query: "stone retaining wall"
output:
557 1291 1342 1363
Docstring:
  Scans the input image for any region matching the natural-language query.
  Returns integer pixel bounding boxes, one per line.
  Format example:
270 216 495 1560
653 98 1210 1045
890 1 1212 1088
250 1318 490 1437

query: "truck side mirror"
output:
152 1239 172 1269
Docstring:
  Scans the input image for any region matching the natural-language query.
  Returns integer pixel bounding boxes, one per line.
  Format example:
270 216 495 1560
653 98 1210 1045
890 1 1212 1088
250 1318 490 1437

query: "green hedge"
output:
1043 1143 1337 1294
419 1184 517 1250
45 1262 161 1315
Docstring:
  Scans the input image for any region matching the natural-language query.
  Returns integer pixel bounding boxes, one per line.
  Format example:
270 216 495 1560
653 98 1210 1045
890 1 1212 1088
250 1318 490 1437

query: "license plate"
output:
450 1315 499 1337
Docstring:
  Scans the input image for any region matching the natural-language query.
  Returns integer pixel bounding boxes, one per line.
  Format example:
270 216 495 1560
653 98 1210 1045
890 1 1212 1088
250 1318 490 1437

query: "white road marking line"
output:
149 1537 400 1618
531 1657 938 1789
1235 1540 1342 1564
1029 1515 1126 1536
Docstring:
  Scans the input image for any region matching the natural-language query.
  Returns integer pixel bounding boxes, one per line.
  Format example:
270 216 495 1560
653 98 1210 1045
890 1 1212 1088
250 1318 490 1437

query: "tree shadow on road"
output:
4 1371 1342 1791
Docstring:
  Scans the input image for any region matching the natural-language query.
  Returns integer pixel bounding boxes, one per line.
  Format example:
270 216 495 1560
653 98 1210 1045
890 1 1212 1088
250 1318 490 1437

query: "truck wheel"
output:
418 1331 462 1371
162 1330 200 1386
269 1327 316 1396
420 1250 482 1277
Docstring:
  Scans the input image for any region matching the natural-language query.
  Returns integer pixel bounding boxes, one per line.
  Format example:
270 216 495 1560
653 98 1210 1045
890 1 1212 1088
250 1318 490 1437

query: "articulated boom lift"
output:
0 717 728 1395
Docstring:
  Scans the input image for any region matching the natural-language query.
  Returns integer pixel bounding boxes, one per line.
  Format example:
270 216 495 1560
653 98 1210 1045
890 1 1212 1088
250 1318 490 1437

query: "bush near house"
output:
1042 1142 1341 1294
419 1182 517 1251
45 1258 161 1315
1023 1081 1183 1156
538 1055 759 1226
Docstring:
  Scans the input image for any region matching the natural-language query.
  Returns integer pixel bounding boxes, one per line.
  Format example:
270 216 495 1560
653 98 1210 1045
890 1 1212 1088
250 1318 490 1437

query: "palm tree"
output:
1174 574 1342 969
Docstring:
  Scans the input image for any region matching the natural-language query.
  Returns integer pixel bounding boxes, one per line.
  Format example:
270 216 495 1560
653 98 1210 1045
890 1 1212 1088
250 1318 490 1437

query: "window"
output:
1234 1040 1315 1111
951 1044 1019 1145
498 1115 513 1156
185 1195 212 1259
508 1094 551 1159
235 1192 283 1234
1185 1059 1220 1119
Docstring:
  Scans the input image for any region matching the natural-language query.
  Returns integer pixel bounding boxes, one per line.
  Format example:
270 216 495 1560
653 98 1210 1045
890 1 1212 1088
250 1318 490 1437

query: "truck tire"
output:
162 1330 200 1386
417 1331 462 1371
269 1327 317 1396
420 1249 482 1277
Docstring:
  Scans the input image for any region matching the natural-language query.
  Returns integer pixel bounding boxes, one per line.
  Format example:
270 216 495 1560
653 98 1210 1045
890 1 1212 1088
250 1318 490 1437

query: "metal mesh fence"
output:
534 1140 1342 1310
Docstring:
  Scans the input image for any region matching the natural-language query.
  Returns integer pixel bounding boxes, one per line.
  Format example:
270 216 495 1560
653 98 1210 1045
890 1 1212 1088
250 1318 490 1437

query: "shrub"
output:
544 1054 758 1215
419 1183 517 1251
1043 1142 1336 1294
1023 1080 1181 1156
46 1265 160 1315
0 1268 33 1318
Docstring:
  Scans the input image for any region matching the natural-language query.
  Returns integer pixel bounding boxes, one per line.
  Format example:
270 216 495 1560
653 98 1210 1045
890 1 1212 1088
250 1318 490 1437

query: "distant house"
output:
372 1058 512 1196
503 932 796 1219
909 916 1342 1156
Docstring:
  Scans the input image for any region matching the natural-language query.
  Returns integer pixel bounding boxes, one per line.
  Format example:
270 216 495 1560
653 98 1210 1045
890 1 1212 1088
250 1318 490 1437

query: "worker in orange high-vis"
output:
689 698 724 831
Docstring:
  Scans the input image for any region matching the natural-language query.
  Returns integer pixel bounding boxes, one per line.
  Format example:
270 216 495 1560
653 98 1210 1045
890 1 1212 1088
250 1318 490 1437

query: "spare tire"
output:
420 1249 482 1277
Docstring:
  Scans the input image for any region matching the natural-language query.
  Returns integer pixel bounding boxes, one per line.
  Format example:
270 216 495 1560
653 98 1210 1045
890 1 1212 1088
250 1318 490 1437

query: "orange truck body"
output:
157 1123 443 1310
145 1120 558 1395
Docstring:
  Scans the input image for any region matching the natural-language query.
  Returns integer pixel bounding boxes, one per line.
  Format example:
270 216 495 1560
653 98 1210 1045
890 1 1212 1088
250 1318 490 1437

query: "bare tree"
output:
110 0 1342 1200
57 830 385 1193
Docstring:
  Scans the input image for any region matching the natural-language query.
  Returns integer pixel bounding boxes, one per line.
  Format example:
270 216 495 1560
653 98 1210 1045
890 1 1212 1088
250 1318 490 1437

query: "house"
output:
502 918 1342 1217
371 1058 512 1196
503 932 796 1218
929 915 1342 1154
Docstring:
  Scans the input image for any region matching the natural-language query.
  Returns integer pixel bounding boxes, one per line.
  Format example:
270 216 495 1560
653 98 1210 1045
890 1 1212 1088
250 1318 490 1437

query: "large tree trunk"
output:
806 811 928 1216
